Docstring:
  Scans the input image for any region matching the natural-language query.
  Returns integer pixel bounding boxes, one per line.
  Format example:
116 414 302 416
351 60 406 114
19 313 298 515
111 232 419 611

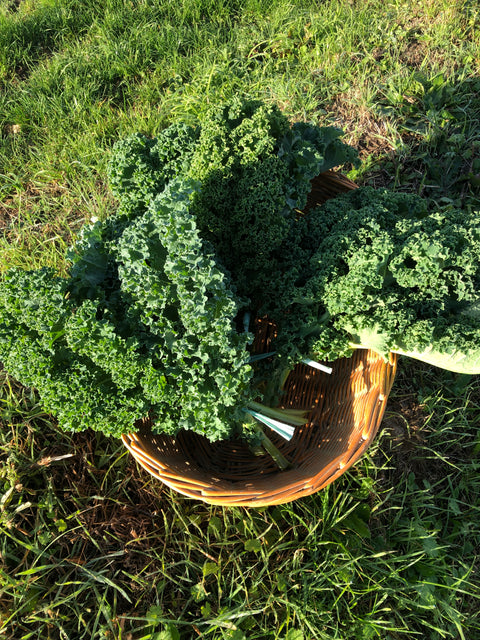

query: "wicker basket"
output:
122 171 398 506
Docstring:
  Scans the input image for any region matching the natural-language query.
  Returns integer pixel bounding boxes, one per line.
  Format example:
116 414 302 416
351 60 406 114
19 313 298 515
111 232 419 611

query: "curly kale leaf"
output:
188 98 289 178
188 100 358 302
111 181 255 439
277 122 360 210
0 268 149 435
107 123 198 217
190 155 293 301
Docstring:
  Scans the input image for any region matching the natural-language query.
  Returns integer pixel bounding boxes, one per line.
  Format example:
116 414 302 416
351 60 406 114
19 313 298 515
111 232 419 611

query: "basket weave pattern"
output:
122 172 398 506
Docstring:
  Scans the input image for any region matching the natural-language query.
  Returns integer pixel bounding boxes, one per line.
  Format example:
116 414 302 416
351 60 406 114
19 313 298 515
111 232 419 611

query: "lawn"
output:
1 0 480 638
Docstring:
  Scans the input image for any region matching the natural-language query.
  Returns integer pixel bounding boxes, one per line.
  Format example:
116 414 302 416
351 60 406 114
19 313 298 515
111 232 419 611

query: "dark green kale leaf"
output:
110 181 255 439
107 123 198 217
0 267 150 435
277 121 360 211
187 100 359 304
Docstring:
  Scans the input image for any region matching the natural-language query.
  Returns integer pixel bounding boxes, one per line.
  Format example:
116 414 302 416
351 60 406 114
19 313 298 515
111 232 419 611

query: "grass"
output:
1 0 480 638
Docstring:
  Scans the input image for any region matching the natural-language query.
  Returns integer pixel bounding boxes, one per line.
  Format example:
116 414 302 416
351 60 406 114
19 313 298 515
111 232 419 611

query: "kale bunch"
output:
266 187 480 376
0 184 253 439
1 96 479 446
0 98 360 441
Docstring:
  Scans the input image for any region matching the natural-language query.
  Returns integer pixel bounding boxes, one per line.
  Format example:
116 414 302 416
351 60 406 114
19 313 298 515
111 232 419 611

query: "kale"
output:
265 187 480 378
107 123 199 218
0 184 254 439
0 98 362 442
187 101 359 303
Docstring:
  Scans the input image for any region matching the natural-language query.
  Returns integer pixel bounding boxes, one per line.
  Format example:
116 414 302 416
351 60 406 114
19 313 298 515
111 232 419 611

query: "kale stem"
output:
252 423 291 470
